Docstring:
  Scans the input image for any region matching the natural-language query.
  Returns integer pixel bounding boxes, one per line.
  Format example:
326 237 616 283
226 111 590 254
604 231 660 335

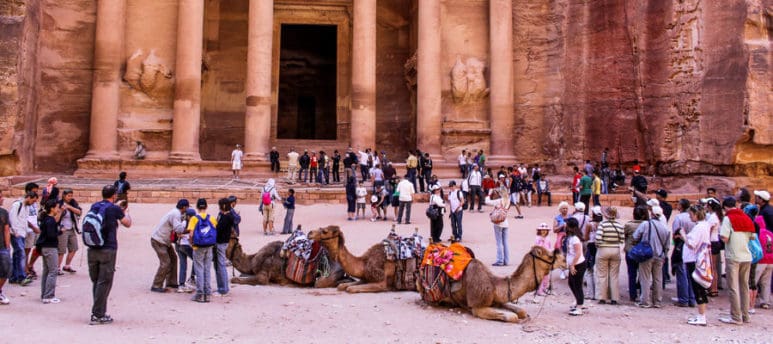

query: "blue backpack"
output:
82 202 108 248
192 214 217 247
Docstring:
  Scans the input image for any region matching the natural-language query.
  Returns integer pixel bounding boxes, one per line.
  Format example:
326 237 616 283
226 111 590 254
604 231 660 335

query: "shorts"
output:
357 203 366 210
0 249 11 279
262 203 275 224
232 160 243 170
58 229 79 254
25 232 39 249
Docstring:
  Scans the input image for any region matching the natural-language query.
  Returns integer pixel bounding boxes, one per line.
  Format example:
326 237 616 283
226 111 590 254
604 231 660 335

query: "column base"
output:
168 151 201 161
486 155 516 166
243 152 268 161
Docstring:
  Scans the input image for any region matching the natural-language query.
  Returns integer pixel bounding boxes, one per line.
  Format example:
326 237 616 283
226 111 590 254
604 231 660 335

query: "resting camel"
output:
422 246 566 323
225 235 345 288
307 225 407 293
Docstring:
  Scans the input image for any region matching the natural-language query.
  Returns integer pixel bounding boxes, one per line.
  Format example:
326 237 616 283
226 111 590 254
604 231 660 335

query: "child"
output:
282 189 296 234
355 181 367 220
369 191 382 222
534 223 553 299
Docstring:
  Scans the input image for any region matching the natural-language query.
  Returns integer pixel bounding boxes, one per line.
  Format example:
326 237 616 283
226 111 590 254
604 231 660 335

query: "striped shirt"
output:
595 219 625 248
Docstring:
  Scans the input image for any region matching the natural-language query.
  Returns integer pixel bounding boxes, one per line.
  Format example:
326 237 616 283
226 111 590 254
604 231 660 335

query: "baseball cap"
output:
633 166 641 173
652 206 663 217
574 202 586 211
754 190 771 201
185 208 196 216
701 197 719 206
654 189 668 198
592 206 602 216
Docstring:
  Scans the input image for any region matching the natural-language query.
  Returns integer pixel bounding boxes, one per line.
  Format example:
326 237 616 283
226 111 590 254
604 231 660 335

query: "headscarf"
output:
264 178 276 192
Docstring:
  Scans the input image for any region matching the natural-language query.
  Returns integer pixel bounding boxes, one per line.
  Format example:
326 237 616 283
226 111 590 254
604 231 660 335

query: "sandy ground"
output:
1 199 770 343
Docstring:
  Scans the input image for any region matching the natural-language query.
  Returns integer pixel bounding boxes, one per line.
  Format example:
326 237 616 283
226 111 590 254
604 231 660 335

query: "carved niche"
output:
123 49 173 99
450 56 489 104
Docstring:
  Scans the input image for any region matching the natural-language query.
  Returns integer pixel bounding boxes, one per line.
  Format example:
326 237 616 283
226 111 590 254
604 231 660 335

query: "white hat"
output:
574 202 586 211
652 206 663 217
755 190 771 201
537 223 550 231
646 199 659 207
592 205 602 216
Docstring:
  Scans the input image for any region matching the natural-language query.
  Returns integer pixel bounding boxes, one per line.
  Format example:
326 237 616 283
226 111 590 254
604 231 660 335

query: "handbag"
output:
692 243 713 289
489 205 507 224
749 234 763 264
627 221 654 263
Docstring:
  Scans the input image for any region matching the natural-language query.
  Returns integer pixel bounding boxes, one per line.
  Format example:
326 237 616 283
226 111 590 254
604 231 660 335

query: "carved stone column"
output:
416 0 442 158
85 0 126 159
170 0 204 161
488 0 515 162
243 0 274 161
350 0 377 151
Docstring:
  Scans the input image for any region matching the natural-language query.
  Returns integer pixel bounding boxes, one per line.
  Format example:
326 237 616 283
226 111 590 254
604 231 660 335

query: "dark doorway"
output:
277 24 337 140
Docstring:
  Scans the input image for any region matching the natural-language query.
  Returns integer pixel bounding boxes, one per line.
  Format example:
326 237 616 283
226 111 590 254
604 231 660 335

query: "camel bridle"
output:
529 251 557 293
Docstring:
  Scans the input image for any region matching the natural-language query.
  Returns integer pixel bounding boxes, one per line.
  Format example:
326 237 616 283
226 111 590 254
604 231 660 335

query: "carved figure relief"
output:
450 56 489 104
123 49 173 99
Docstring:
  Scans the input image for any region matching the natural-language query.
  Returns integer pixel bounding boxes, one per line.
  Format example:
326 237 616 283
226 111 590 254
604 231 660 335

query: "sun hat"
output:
592 205 602 216
574 202 586 211
537 223 550 231
754 190 771 201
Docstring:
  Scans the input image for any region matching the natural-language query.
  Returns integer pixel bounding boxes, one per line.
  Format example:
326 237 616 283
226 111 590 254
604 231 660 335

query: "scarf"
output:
726 208 755 233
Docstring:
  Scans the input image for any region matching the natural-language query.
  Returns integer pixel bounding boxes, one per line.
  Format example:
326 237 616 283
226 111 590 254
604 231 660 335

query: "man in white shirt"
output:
286 148 300 183
9 192 36 285
231 144 243 180
467 165 483 212
448 181 465 241
458 150 467 179
395 174 416 224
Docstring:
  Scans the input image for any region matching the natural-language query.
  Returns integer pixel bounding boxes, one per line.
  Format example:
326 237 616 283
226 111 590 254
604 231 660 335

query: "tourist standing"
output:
287 148 300 183
571 166 581 203
309 152 319 184
428 185 445 243
534 223 553 296
421 153 433 192
467 165 483 212
260 179 281 235
753 205 772 309
40 177 60 205
270 146 280 174
565 217 586 316
36 199 61 304
114 172 131 202
578 170 593 215
176 208 197 293
214 198 234 297
672 199 696 307
299 150 310 183
447 181 465 242
231 144 243 180
685 205 712 326
0 190 10 304
633 207 670 308
396 174 415 225
282 189 296 234
485 188 511 266
719 197 754 325
189 198 215 303
355 181 367 220
592 171 602 206
755 190 772 233
149 199 188 292
595 206 624 304
228 195 241 236
458 149 467 178
704 198 723 296
370 164 385 191
346 176 357 220
406 151 419 190
24 183 41 278
624 206 648 302
53 189 80 274
332 150 341 183
88 185 132 324
630 166 648 207
537 173 552 206
8 191 35 286
358 148 371 181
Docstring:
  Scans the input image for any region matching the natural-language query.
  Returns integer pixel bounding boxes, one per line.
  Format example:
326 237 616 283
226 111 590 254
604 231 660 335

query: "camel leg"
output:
345 281 389 293
230 274 268 286
336 279 363 291
471 307 524 323
501 303 530 321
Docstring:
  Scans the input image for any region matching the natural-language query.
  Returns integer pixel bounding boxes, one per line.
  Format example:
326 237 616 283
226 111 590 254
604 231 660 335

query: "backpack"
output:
262 188 273 206
82 202 108 248
762 229 773 254
192 214 217 246
116 180 127 194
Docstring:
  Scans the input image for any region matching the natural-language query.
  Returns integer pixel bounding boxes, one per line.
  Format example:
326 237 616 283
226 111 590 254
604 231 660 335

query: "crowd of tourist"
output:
1 145 771 329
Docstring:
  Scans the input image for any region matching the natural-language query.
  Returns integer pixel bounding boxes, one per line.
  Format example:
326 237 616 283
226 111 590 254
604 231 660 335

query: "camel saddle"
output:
382 232 424 290
418 243 476 304
285 241 327 285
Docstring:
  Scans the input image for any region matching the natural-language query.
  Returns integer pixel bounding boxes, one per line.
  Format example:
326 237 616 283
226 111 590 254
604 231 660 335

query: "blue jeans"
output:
626 256 640 301
193 246 213 297
11 236 26 282
213 243 229 295
674 262 695 305
493 225 509 265
176 244 194 286
450 210 463 240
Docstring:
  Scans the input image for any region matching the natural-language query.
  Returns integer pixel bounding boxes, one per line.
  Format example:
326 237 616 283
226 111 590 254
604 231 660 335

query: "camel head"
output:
307 225 344 249
531 246 566 271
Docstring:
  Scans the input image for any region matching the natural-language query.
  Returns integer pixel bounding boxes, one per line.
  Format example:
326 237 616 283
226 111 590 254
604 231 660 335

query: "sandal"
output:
63 266 77 273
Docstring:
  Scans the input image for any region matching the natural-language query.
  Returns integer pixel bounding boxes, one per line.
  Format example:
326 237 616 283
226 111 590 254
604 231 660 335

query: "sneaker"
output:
637 303 652 309
598 300 607 305
687 316 707 326
569 308 584 316
56 269 65 276
673 302 689 308
0 294 10 305
559 270 567 280
762 304 770 309
150 287 168 293
90 314 114 325
191 295 206 303
749 308 756 314
610 300 619 305
177 286 194 293
671 297 680 302
42 298 61 304
718 316 742 325
20 277 33 286
216 292 229 297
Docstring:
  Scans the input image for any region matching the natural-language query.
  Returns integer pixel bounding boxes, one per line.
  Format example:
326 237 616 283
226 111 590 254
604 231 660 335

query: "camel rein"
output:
229 236 239 277
528 252 557 323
